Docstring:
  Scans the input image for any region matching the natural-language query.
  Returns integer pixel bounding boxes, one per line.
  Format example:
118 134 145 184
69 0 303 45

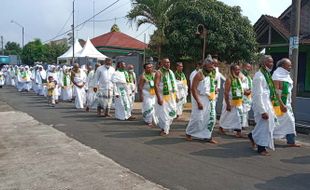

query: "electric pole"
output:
72 0 75 65
289 0 301 113
1 36 4 55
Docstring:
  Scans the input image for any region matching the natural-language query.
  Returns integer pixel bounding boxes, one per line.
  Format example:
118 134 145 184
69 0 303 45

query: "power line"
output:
44 0 120 43
135 24 153 38
92 16 126 22
55 12 73 37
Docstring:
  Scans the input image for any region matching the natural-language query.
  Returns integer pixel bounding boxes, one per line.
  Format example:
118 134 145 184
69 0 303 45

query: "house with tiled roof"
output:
254 0 310 98
254 0 310 121
90 24 147 58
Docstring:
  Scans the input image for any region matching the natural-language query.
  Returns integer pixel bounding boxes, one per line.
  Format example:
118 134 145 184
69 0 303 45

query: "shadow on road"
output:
190 141 257 158
281 156 310 165
254 173 310 190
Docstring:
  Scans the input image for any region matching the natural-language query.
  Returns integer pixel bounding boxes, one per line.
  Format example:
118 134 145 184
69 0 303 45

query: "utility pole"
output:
72 0 75 65
289 0 301 113
143 33 146 65
1 36 4 55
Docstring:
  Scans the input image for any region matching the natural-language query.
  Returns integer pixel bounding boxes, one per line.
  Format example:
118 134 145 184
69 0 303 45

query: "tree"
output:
4 41 22 56
162 0 257 63
21 39 45 65
127 0 176 59
43 42 68 64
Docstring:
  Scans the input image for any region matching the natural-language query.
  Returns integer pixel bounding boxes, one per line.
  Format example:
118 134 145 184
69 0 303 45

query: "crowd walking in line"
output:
0 54 301 156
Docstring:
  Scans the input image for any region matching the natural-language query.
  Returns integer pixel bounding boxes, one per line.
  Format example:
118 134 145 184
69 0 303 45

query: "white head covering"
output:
204 54 213 64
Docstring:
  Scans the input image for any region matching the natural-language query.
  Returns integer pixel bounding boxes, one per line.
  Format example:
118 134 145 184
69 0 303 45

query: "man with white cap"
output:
185 56 218 143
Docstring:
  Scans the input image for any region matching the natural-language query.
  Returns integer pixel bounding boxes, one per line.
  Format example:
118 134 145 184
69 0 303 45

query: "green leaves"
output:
20 39 67 65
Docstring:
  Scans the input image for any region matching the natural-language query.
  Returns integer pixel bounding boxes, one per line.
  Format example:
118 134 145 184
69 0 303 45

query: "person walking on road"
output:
154 58 178 136
248 55 280 156
219 64 247 138
138 62 158 127
272 58 301 147
175 62 188 118
95 59 115 117
185 58 218 143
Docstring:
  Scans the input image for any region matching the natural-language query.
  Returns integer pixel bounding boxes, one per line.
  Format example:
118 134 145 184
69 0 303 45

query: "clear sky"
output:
0 0 292 46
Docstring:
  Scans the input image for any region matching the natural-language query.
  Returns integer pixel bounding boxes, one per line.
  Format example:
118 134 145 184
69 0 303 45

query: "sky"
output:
0 0 292 47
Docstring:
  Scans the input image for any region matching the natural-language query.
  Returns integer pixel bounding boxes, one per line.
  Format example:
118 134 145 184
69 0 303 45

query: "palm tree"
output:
127 0 175 59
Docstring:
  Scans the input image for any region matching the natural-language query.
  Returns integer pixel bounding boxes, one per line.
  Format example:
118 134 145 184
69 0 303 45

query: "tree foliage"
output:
21 39 68 65
162 0 257 63
4 41 22 56
127 0 176 58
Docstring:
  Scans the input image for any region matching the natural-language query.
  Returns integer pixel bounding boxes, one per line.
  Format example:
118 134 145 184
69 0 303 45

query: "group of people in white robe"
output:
0 54 300 155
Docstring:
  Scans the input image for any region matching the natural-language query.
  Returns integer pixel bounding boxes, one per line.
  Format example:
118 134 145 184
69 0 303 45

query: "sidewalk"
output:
0 104 165 190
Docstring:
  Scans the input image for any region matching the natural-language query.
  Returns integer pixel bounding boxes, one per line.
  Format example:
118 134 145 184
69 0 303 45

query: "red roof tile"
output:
91 31 148 50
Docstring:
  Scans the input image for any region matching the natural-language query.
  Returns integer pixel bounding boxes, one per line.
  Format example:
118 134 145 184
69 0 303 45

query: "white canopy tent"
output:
57 40 83 64
75 38 108 60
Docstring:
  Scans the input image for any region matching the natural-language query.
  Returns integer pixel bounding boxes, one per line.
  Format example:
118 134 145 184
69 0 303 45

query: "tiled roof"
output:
91 31 148 50
263 15 290 38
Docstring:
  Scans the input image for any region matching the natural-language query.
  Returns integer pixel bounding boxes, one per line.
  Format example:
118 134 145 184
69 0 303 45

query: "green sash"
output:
281 81 289 105
231 77 243 106
260 67 282 116
160 68 176 96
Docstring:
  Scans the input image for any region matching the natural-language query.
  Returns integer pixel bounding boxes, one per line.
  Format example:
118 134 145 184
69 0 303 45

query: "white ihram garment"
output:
186 75 216 139
251 70 278 150
272 67 296 139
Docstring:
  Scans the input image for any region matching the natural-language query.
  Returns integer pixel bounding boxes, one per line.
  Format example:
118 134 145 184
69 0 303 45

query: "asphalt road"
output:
1 86 310 190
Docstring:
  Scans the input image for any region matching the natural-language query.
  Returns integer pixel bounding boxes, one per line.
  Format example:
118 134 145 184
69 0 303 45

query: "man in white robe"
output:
71 63 87 109
112 62 133 121
272 58 300 147
85 64 100 111
154 58 178 135
95 58 115 117
185 59 217 143
248 55 279 156
138 62 158 127
240 63 253 128
219 64 247 138
59 65 72 101
0 71 4 88
127 64 137 117
175 62 188 118
35 65 47 96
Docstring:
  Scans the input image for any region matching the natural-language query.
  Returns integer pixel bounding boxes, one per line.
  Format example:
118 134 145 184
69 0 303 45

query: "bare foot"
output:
235 132 246 138
259 151 270 156
104 114 112 117
288 143 301 147
147 123 155 128
185 134 192 141
208 138 218 144
248 134 256 150
219 127 226 135
160 130 167 136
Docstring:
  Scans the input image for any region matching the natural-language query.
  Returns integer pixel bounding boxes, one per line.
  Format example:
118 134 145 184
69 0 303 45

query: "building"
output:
254 0 310 121
91 24 148 75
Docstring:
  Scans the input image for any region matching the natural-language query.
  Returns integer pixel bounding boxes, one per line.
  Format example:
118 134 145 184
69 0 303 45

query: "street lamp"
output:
11 20 24 48
196 24 207 61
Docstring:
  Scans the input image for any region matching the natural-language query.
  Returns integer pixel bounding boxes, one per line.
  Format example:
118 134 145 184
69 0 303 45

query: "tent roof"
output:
76 38 108 60
58 40 83 60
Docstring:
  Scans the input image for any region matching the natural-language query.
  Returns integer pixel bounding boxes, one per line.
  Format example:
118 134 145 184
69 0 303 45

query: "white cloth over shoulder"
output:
272 67 296 139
